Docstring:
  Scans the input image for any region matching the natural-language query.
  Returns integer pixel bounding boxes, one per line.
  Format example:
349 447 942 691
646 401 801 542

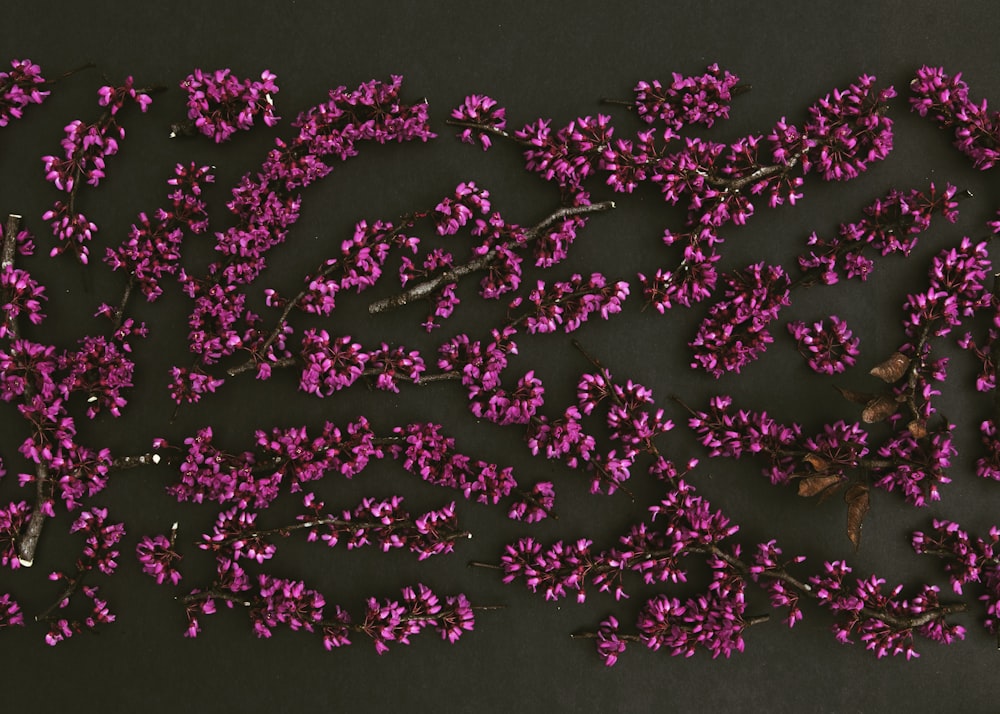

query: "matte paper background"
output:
0 1 998 712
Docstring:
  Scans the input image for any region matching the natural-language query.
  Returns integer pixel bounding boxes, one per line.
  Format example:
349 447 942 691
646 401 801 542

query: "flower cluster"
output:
603 564 750 662
525 364 673 495
41 77 154 263
638 226 720 312
451 95 506 150
686 390 955 509
910 66 1000 169
508 272 629 334
195 494 467 562
345 584 476 653
181 573 475 653
975 419 1000 481
632 63 741 130
1 262 46 337
0 59 48 127
0 499 31 569
809 560 965 658
208 75 433 287
797 184 959 285
689 262 790 377
904 236 991 341
178 68 279 142
787 315 860 374
305 495 467 560
748 540 807 627
874 422 955 507
496 479 736 603
438 328 545 426
297 330 426 397
912 520 1000 634
105 163 214 302
136 530 182 585
456 71 894 222
158 417 540 521
0 592 23 629
41 507 125 645
391 423 519 507
506 480 556 524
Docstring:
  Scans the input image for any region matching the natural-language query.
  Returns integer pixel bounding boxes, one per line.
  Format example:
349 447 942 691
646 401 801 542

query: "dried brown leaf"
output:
870 352 910 383
861 395 898 423
798 474 844 498
803 453 831 472
836 386 877 406
907 420 928 439
845 484 870 551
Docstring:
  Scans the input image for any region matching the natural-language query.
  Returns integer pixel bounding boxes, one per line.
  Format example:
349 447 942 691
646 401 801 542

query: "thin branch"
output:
36 568 84 622
368 201 616 315
210 518 472 549
444 118 515 143
2 214 53 567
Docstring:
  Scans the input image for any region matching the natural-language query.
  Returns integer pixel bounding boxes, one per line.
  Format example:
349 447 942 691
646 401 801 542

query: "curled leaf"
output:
861 394 898 423
803 453 831 472
798 474 843 498
870 352 910 383
845 483 870 551
836 386 877 406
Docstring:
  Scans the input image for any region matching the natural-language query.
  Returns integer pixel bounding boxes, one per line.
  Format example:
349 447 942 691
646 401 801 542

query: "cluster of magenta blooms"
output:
2 59 1000 665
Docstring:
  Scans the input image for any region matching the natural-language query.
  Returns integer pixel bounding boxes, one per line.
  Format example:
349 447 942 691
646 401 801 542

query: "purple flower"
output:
975 419 1000 480
595 615 628 666
689 262 791 377
802 75 896 181
0 263 47 334
910 66 1000 169
0 59 49 126
105 163 214 301
298 330 369 396
633 64 741 131
787 315 860 374
250 575 325 638
912 520 998 595
797 184 959 285
686 394 801 484
507 481 556 523
69 507 125 575
0 500 31 569
451 95 506 150
749 540 806 627
168 365 225 405
810 560 965 658
179 68 280 143
512 272 629 334
639 234 720 312
0 592 23 629
136 532 182 585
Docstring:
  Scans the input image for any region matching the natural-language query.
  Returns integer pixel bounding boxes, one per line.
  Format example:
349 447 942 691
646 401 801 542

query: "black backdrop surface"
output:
1 1 998 712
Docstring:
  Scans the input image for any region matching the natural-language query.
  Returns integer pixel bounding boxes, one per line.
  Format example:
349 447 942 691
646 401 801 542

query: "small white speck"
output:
265 93 274 106
87 395 98 403
151 453 161 464
18 557 33 567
